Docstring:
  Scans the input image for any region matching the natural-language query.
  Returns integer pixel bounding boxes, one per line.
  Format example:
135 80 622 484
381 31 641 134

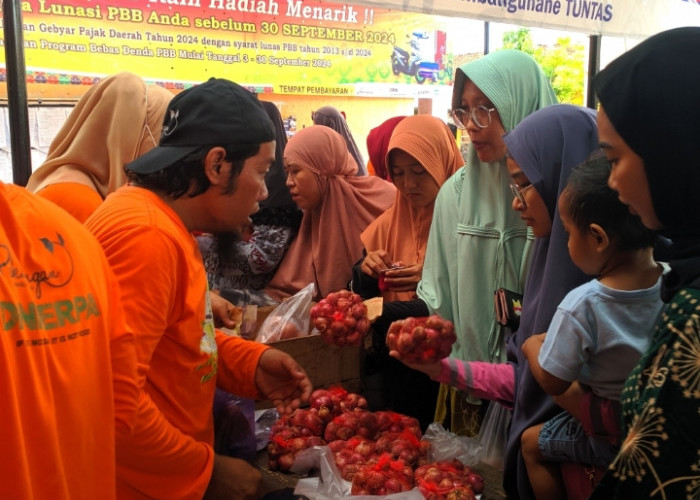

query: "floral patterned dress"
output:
590 287 700 499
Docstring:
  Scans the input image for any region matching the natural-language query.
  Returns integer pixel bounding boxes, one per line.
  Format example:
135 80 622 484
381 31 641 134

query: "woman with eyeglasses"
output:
411 50 556 437
26 72 173 223
392 103 612 500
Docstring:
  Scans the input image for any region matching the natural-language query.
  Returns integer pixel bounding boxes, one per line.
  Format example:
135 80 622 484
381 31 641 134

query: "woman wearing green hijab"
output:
416 49 557 434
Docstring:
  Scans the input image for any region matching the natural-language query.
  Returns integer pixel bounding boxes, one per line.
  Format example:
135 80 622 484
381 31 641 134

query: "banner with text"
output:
345 0 700 39
0 0 463 98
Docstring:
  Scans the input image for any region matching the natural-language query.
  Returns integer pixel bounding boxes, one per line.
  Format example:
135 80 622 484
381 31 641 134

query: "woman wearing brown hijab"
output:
26 72 172 222
265 125 395 302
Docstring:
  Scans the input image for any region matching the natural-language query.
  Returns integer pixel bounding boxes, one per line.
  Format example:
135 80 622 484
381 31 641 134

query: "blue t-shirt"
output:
539 272 667 400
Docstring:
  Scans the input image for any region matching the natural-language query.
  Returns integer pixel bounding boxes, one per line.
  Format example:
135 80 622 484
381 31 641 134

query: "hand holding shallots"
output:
386 315 456 364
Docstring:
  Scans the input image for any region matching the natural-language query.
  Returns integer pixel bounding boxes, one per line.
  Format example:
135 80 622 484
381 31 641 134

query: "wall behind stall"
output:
260 95 416 170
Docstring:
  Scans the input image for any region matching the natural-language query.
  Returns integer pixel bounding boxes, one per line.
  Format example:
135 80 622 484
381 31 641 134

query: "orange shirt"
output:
35 182 104 223
0 182 137 500
86 185 268 500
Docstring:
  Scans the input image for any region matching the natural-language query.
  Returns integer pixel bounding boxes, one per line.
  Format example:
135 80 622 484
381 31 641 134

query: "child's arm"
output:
522 332 572 396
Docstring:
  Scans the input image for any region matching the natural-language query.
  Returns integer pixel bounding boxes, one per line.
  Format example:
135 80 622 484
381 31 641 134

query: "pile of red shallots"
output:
415 459 485 500
267 387 484 498
310 290 371 347
386 315 457 363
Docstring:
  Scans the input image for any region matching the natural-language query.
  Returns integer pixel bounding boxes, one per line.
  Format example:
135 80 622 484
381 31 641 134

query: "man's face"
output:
208 141 275 234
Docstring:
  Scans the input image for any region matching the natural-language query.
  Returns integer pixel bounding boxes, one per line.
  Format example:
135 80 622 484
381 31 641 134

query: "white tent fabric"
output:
348 0 700 38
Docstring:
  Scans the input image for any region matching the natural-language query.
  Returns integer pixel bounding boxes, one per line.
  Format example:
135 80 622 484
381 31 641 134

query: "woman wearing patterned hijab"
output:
265 125 395 302
26 72 172 222
589 26 700 499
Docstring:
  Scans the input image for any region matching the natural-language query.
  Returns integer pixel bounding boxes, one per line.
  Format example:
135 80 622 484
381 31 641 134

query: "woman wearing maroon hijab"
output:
365 116 406 180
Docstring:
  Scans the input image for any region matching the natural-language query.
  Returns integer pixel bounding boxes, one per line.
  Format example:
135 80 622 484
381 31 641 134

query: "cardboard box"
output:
253 305 363 409
270 333 362 390
256 333 363 410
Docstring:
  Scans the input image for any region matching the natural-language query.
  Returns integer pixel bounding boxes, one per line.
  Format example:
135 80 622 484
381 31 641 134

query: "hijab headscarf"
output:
418 49 557 363
312 105 367 175
366 116 407 181
502 104 599 500
27 72 172 198
258 101 293 211
361 115 463 301
266 125 396 301
594 26 700 298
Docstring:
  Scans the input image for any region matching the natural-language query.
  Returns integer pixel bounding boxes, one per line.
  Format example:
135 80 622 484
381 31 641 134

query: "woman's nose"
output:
512 196 523 211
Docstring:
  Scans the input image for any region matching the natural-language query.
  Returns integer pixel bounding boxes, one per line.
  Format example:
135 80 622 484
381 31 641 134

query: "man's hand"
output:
255 349 312 415
203 454 261 500
210 291 240 330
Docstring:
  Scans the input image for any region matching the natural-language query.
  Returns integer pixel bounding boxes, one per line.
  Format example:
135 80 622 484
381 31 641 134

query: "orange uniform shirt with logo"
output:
86 185 268 500
0 182 138 500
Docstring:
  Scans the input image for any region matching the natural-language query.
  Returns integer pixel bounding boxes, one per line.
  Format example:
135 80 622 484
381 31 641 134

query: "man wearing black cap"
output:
85 78 312 500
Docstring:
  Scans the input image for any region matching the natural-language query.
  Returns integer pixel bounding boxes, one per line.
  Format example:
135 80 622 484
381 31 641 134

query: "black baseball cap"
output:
126 78 275 174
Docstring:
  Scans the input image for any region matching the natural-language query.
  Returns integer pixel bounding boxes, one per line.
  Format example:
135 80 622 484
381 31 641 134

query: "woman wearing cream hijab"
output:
27 72 172 222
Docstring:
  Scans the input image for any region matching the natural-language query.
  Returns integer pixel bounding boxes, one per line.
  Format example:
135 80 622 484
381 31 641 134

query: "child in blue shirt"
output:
521 152 666 500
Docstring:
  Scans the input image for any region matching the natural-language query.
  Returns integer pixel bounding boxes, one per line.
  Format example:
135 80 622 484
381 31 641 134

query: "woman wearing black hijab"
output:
590 26 700 499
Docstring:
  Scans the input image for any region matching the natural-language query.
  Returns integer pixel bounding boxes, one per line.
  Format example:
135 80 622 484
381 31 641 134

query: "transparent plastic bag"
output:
422 422 483 467
474 402 511 470
292 446 425 500
255 283 315 343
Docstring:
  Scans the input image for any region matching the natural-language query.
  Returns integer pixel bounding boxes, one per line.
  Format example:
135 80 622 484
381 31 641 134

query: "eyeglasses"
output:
450 106 496 129
509 182 534 208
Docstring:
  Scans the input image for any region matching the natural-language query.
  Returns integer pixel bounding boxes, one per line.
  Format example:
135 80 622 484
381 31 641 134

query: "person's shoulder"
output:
435 166 465 202
557 279 598 309
5 183 96 239
667 288 700 312
88 186 175 235
2 183 113 272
